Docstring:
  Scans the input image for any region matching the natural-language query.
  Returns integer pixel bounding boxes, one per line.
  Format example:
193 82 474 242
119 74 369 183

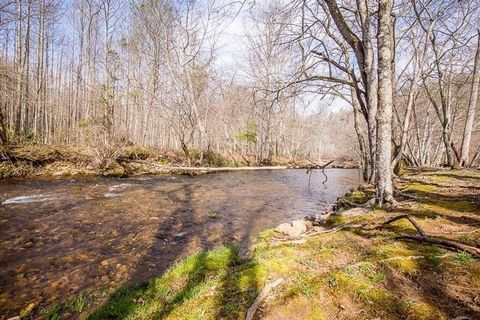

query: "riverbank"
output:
0 144 357 179
24 168 479 320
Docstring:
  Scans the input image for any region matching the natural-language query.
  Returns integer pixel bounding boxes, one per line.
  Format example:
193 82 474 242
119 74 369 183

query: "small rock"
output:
275 220 308 238
101 275 109 282
275 222 294 234
25 242 34 248
304 220 314 230
291 220 308 234
101 259 109 267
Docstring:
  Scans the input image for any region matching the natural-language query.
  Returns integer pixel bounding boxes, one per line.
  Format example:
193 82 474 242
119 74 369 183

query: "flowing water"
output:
0 169 361 317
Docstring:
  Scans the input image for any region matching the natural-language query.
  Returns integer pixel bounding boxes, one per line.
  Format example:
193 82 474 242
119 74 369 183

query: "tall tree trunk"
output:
375 0 395 206
14 0 23 134
357 0 377 182
22 0 31 133
459 29 480 167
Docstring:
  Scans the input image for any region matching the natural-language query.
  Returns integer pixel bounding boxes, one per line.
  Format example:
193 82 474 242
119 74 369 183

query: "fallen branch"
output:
395 235 480 258
303 225 346 237
302 224 366 238
379 253 452 263
306 159 335 185
246 278 284 320
383 214 480 258
270 239 307 247
383 214 426 237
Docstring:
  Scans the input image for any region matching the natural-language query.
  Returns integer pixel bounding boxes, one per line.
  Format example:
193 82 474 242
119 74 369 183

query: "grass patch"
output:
87 246 262 320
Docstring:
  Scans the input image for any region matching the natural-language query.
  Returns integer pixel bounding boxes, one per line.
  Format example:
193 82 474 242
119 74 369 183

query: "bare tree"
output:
459 29 480 167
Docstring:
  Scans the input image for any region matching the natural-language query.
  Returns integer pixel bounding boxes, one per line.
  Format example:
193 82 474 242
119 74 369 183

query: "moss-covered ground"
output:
40 169 480 319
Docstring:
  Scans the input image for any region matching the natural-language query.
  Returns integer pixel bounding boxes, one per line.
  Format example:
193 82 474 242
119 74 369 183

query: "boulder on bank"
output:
275 219 313 238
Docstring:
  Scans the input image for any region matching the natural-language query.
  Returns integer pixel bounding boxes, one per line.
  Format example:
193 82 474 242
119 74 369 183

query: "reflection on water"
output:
0 169 361 317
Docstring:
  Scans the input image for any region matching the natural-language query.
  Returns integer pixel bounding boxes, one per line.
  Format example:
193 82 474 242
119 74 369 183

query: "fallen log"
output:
166 165 288 172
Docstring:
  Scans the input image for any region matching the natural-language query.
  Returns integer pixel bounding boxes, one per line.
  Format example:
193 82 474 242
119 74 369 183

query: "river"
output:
0 169 361 317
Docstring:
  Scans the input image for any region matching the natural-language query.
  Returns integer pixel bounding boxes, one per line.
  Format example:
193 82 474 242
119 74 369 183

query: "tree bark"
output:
375 0 395 206
459 29 480 167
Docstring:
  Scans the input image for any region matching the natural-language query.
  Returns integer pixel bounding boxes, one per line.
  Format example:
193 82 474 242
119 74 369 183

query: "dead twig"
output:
270 239 307 247
246 278 284 320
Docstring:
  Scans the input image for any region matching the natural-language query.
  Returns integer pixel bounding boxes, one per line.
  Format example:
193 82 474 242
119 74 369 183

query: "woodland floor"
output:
28 168 480 320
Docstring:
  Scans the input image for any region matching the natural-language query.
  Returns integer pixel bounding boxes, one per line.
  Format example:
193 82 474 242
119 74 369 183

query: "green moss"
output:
343 189 369 204
386 258 419 275
431 175 448 183
409 302 442 320
453 252 474 265
328 270 392 305
404 183 437 193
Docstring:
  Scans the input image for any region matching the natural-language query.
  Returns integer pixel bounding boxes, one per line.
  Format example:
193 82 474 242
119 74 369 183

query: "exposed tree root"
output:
393 188 422 200
383 214 480 258
246 278 284 320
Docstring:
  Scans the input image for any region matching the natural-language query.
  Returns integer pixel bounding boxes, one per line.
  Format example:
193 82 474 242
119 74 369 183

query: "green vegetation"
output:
42 294 88 320
88 246 262 320
236 122 257 144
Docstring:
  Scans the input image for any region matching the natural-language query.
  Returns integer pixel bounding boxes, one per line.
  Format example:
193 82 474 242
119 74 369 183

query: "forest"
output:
0 0 478 177
0 0 479 319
